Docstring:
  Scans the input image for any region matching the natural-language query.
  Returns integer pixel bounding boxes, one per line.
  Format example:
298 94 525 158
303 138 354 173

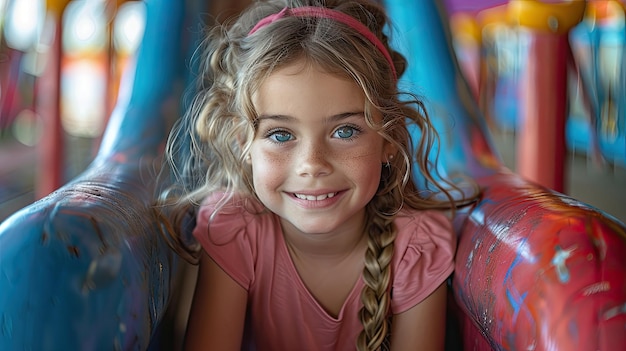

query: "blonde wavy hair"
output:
160 0 470 350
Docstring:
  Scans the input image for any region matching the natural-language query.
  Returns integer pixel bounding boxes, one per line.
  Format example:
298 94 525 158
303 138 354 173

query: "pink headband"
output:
248 6 397 80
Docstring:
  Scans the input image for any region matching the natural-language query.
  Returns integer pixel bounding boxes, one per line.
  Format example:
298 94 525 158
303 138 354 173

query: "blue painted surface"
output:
569 19 626 166
385 0 501 200
0 0 202 349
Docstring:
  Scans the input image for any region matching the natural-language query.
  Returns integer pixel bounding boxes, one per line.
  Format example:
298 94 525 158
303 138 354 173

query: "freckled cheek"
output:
250 151 288 190
249 145 383 189
340 149 382 163
348 154 383 181
334 149 384 184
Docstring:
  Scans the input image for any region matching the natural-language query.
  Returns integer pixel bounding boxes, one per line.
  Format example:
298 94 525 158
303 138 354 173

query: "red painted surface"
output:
454 171 626 350
35 19 64 199
516 32 570 193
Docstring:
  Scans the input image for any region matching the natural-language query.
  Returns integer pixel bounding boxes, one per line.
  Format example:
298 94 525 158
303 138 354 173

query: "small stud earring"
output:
385 154 393 167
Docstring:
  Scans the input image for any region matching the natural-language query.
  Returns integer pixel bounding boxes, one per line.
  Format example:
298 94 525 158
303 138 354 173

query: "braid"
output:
357 201 397 351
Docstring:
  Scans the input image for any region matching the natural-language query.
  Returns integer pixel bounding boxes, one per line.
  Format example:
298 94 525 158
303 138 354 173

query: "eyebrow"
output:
255 111 365 123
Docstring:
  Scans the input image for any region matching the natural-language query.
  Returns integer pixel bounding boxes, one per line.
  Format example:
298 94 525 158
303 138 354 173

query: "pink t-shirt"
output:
193 195 456 350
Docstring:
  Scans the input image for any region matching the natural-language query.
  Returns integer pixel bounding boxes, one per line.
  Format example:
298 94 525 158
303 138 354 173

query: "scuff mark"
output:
67 245 80 258
1 314 12 337
551 245 576 283
582 281 610 297
604 302 626 321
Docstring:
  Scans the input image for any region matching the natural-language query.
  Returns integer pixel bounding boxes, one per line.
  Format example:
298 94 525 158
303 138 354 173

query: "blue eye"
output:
334 126 358 139
269 130 293 143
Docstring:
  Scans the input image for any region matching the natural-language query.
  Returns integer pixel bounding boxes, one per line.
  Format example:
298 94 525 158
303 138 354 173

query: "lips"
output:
293 192 336 201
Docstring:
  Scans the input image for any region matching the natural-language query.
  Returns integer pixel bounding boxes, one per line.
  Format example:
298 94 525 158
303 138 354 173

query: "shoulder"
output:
193 192 272 244
393 209 455 253
192 192 279 290
390 209 456 313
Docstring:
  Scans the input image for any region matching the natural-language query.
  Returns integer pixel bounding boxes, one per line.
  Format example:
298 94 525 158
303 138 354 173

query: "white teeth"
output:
295 192 336 201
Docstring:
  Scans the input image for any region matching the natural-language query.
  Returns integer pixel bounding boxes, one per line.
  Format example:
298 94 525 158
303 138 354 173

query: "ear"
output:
381 142 397 164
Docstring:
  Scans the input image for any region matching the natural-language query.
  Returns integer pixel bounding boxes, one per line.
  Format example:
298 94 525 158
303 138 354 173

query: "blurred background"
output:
0 0 624 223
0 0 146 220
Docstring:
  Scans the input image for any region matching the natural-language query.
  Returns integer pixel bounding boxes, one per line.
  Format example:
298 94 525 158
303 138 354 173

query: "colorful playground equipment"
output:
508 0 586 193
35 0 70 200
0 0 188 349
569 0 626 167
0 0 625 350
453 0 626 190
388 1 625 349
0 0 144 204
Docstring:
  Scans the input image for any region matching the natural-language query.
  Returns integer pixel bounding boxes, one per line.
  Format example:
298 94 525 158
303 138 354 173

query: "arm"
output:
390 282 447 351
184 251 248 351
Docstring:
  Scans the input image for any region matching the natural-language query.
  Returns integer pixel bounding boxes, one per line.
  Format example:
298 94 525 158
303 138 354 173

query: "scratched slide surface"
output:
456 171 626 350
0 0 199 349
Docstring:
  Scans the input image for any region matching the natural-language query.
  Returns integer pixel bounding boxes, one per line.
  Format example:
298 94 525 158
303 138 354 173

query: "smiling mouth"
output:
293 192 337 201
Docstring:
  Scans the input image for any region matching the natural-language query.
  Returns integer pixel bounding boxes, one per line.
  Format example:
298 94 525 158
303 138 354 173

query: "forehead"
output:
252 59 367 115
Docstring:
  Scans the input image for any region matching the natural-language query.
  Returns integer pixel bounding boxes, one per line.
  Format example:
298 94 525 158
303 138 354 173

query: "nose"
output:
296 141 332 177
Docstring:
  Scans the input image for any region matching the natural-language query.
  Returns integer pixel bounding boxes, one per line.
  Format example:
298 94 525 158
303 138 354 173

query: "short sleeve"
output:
390 210 456 314
192 193 261 290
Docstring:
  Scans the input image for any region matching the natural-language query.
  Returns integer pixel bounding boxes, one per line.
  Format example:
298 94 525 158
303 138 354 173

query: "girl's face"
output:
250 59 392 237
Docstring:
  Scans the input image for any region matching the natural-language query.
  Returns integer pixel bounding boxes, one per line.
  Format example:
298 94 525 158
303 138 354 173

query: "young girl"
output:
162 0 472 350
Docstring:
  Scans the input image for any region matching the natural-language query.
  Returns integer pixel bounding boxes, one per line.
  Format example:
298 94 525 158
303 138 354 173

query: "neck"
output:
280 216 368 263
